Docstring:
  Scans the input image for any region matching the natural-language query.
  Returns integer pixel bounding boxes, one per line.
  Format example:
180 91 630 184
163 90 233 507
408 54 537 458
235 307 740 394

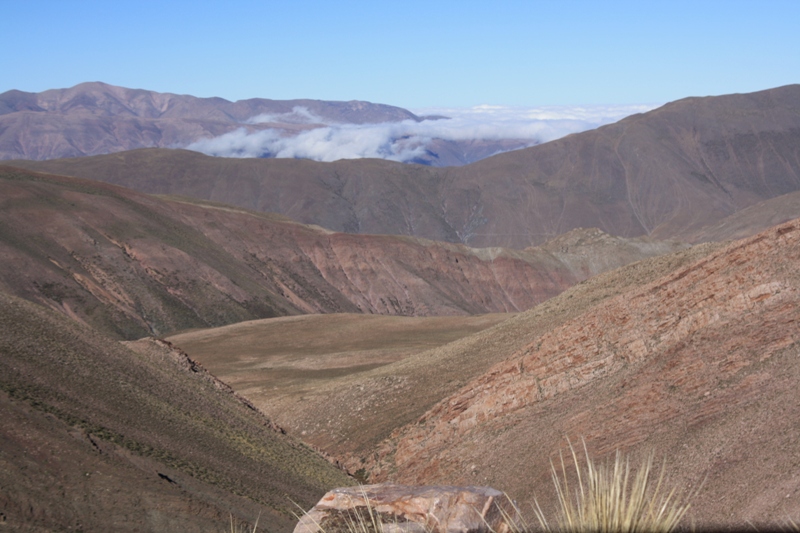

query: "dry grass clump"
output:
530 441 694 533
294 442 695 533
227 513 260 533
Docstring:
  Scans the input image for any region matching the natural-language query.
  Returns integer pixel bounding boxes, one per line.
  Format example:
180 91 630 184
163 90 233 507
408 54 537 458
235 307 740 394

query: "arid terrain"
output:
0 290 353 532
0 165 682 339
2 84 800 532
171 218 800 527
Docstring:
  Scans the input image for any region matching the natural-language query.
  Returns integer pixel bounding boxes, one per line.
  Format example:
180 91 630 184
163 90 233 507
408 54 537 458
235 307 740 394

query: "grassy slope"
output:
0 290 354 532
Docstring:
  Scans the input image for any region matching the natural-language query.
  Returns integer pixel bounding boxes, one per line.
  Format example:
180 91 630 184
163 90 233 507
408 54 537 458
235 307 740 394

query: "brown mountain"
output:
0 82 534 167
0 81 420 160
0 166 682 339
360 217 800 527
12 84 800 248
167 241 724 478
0 289 354 532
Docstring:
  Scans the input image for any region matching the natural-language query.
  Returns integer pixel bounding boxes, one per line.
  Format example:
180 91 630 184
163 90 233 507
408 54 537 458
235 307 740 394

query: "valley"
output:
2 83 800 531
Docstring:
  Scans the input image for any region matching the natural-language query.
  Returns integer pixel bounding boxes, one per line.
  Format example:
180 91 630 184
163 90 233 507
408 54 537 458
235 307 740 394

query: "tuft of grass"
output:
227 513 260 533
531 440 694 533
294 443 697 533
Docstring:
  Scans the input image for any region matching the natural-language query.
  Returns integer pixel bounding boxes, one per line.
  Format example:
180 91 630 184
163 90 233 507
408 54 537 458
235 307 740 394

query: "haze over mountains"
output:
2 82 634 166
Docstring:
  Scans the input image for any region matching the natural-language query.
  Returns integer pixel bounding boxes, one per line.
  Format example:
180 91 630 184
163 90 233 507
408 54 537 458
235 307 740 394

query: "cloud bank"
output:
185 103 658 165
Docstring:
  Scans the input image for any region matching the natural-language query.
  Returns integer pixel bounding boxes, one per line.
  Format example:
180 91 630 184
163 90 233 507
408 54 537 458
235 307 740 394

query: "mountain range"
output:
0 82 533 166
11 84 800 248
0 166 684 340
3 83 800 531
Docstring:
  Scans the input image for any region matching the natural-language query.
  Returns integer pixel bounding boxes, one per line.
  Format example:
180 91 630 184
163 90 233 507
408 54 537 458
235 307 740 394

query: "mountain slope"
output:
0 166 682 339
169 241 724 472
0 290 354 532
13 85 800 248
362 217 800 527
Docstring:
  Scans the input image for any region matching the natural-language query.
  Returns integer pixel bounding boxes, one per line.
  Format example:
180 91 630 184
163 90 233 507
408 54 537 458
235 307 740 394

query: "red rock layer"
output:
367 218 800 525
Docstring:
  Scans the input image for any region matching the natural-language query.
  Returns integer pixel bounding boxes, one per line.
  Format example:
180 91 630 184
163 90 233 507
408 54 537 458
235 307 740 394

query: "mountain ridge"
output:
12 84 800 248
0 165 683 339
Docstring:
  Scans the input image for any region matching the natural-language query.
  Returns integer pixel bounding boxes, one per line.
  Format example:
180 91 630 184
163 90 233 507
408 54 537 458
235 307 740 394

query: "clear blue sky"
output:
3 0 798 108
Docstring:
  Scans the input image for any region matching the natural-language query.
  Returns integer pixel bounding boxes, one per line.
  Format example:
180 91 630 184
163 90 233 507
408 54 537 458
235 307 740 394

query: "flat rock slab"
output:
294 484 518 533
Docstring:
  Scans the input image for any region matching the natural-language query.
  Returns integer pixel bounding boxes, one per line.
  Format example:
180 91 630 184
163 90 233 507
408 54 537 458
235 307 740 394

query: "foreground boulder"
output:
294 484 518 533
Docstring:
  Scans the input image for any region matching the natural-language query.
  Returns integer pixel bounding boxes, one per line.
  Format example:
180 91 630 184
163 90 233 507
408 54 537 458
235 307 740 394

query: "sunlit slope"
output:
368 218 800 526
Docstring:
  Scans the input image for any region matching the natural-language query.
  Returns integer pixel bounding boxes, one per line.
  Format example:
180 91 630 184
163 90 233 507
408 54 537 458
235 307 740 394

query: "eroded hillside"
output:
366 218 800 527
0 166 682 339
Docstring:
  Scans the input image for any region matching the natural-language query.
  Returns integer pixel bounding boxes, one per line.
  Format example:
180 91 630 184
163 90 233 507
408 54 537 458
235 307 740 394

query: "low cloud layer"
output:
185 103 658 164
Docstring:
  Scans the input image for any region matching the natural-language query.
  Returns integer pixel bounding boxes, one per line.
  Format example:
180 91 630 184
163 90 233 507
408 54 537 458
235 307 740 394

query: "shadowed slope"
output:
12 85 800 247
0 166 683 339
0 290 354 532
365 217 800 527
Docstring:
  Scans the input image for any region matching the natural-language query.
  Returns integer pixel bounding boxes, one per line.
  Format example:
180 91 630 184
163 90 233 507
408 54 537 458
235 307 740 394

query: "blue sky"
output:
3 0 799 108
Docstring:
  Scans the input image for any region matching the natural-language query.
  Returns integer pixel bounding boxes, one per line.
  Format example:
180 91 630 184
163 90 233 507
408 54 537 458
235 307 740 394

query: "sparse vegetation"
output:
528 441 694 533
294 443 695 533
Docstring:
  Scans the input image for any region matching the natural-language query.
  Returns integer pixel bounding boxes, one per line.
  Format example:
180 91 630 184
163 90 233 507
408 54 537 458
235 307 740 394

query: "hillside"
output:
0 165 683 339
0 289 354 532
364 217 800 527
169 241 724 472
169 216 800 527
12 84 800 248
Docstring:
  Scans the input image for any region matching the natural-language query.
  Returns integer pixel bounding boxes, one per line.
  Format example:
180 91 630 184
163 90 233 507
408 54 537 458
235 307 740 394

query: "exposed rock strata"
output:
365 218 800 525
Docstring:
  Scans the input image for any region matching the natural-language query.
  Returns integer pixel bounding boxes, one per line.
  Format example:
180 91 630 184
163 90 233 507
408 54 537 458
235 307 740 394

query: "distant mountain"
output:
0 82 535 165
12 84 800 248
0 81 420 160
0 166 682 339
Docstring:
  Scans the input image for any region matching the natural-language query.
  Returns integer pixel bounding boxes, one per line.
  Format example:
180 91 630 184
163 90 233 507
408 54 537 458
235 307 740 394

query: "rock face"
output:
12 84 800 248
364 217 800 526
294 485 518 533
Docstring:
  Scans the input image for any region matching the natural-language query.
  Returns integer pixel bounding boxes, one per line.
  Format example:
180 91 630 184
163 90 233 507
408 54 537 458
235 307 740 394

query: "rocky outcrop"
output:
294 485 518 533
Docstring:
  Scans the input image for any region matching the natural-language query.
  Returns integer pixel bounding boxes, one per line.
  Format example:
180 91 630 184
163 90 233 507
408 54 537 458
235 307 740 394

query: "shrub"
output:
530 440 694 533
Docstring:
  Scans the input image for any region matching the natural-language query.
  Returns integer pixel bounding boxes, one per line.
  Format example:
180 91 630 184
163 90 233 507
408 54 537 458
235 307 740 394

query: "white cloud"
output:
185 103 659 164
245 106 328 125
